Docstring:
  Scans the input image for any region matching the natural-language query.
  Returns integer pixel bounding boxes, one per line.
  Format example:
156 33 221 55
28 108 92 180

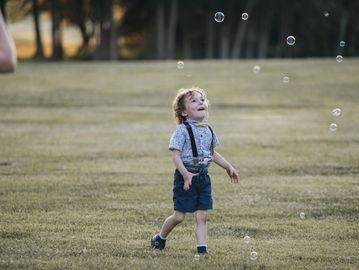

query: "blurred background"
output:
2 0 358 61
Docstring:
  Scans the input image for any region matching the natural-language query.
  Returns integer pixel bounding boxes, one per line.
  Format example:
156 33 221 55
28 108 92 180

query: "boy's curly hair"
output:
172 86 209 124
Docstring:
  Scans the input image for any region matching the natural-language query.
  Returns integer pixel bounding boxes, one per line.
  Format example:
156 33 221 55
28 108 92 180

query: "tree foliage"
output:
0 0 358 60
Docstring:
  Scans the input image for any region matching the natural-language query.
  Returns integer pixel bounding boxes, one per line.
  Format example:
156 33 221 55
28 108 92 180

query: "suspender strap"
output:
183 121 215 165
183 121 199 165
208 126 214 155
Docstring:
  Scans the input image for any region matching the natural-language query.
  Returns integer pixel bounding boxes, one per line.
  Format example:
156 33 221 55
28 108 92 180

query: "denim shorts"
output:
173 166 213 213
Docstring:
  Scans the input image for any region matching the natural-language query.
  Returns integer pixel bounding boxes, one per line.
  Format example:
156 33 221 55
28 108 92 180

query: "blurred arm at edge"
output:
0 11 17 73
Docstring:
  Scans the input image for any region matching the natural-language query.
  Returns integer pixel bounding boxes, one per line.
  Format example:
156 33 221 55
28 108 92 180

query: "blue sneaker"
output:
151 234 166 250
197 246 208 255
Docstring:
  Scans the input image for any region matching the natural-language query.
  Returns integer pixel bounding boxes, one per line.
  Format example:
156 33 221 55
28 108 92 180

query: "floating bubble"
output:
299 212 306 219
242 13 249 20
286 36 296 46
283 76 290 83
177 61 184 69
244 235 251 244
332 108 341 117
336 55 343 63
329 123 337 132
253 65 261 74
214 12 225 23
250 251 258 261
339 41 346 47
194 254 200 260
324 11 329 17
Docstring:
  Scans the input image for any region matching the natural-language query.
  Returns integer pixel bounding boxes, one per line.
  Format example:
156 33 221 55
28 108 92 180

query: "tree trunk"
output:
156 1 165 59
205 9 214 59
91 0 101 60
166 0 178 59
245 24 255 58
109 14 117 60
93 0 116 60
74 0 90 50
275 8 293 58
337 10 349 55
219 25 230 59
32 0 44 59
258 11 273 58
183 33 192 59
99 0 113 60
231 0 257 58
50 0 63 60
102 0 116 60
348 25 357 56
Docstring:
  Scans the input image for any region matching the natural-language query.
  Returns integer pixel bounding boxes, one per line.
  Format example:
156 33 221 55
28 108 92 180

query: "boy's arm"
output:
212 150 239 183
171 150 199 190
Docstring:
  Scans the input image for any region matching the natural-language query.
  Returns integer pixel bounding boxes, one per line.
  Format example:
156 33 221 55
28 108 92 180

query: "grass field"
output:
0 59 359 269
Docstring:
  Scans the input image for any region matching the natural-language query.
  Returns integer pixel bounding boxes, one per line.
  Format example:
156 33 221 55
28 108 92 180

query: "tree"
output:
231 0 257 58
18 0 359 60
62 0 92 59
156 1 165 59
91 0 117 60
50 0 63 60
153 0 179 59
31 0 44 59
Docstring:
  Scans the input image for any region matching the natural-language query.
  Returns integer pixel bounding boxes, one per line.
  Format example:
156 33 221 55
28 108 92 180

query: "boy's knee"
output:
195 211 208 223
173 212 185 223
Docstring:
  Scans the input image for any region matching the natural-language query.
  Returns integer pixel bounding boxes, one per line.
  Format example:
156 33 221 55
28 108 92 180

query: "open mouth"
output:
197 108 205 111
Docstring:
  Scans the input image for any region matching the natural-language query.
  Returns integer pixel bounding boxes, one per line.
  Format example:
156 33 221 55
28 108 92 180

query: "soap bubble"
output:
242 13 249 20
324 11 329 17
332 108 341 117
250 251 258 261
283 76 290 83
253 65 261 74
329 123 337 132
214 12 225 23
177 61 184 69
299 212 305 219
244 235 251 244
339 41 346 47
336 55 343 62
194 254 200 260
286 36 296 46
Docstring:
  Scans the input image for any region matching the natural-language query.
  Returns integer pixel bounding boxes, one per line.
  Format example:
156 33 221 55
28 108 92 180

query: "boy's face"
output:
183 91 208 121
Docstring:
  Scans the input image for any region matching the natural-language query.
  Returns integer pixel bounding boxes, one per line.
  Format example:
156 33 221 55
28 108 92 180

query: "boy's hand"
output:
226 166 239 184
183 171 199 190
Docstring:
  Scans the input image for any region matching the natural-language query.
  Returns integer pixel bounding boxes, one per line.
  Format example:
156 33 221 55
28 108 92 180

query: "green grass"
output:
0 59 359 269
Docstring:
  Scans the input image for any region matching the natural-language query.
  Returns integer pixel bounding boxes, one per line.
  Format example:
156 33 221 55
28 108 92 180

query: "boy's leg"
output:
195 210 208 253
159 211 186 238
151 211 186 250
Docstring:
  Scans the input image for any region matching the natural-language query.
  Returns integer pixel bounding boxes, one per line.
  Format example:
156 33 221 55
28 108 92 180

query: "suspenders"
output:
183 121 214 166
